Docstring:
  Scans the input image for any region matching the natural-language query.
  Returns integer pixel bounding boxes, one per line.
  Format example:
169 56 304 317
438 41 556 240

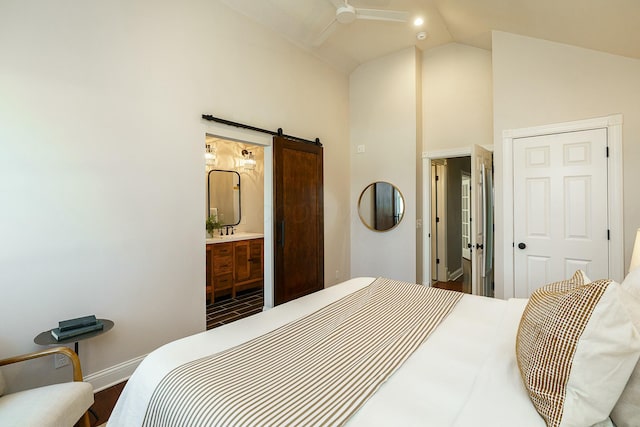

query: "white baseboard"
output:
84 354 147 392
448 268 463 281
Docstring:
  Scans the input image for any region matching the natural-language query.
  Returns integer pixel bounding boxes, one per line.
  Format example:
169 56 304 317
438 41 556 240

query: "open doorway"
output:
424 147 494 297
430 157 472 294
205 136 266 330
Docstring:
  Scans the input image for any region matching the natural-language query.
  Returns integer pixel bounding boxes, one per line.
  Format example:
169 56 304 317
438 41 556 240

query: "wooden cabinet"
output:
234 239 264 293
206 238 263 304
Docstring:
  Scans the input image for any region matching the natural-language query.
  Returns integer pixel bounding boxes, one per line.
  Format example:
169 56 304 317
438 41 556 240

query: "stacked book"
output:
51 315 104 341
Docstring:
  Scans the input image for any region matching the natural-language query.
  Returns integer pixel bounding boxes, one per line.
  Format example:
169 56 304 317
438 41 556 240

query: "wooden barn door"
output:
274 136 324 305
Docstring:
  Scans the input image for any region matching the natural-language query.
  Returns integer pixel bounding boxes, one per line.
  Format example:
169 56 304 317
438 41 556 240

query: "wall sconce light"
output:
205 143 217 167
241 149 256 171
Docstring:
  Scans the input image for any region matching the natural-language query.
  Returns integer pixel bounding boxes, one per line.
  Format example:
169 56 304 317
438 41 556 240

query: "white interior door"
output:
431 164 437 282
513 128 609 297
431 163 447 282
461 173 471 260
471 145 493 296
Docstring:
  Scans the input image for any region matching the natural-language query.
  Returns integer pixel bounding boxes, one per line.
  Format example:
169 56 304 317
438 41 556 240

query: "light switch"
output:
357 145 365 153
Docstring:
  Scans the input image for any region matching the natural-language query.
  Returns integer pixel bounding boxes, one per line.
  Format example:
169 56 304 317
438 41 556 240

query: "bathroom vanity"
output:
206 233 264 304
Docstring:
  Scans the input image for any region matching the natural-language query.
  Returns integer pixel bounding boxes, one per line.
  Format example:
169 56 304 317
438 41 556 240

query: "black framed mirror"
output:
207 169 241 226
357 181 405 232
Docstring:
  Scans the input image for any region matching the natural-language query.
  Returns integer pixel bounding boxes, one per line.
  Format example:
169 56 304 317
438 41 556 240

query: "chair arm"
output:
0 346 84 382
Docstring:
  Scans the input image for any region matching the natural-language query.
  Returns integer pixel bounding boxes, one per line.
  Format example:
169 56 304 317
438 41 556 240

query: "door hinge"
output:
608 229 611 240
436 217 440 223
435 175 440 181
436 258 440 264
606 146 610 158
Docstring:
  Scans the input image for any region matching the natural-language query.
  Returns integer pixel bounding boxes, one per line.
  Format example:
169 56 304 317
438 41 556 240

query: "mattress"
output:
108 277 544 426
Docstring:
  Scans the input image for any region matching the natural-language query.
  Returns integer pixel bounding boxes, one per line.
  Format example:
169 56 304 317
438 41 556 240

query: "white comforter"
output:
109 277 544 426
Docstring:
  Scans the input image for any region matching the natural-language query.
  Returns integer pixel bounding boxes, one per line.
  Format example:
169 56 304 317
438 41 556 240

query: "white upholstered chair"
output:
0 346 93 427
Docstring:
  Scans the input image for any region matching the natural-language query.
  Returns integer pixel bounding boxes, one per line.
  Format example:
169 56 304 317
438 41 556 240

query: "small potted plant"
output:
206 214 222 237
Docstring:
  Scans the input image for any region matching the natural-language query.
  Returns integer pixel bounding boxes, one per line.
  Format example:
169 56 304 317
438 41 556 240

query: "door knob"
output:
476 243 484 250
518 242 526 249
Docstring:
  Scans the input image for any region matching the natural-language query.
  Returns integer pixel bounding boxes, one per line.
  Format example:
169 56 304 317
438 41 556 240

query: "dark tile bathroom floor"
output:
206 288 264 330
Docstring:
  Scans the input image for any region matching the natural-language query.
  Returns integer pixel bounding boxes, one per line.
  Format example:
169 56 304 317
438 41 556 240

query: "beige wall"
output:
422 43 493 152
492 31 640 297
350 47 420 283
0 0 349 392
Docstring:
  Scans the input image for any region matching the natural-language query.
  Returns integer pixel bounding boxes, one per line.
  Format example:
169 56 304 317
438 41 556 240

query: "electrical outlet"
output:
356 145 365 154
54 353 69 369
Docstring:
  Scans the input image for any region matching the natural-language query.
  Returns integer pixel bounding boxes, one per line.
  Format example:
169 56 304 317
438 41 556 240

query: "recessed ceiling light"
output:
416 31 428 41
413 17 424 27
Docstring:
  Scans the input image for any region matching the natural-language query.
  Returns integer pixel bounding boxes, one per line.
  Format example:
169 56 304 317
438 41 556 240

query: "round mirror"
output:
358 181 405 232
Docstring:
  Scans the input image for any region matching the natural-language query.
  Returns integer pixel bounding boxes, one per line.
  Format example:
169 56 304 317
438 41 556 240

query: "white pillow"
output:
610 267 640 427
516 270 640 427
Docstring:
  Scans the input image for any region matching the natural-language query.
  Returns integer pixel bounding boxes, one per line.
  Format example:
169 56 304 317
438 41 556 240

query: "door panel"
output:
513 128 608 297
461 174 471 260
434 163 447 282
564 176 591 239
274 136 324 305
234 241 250 283
526 178 550 237
471 145 493 296
527 256 550 296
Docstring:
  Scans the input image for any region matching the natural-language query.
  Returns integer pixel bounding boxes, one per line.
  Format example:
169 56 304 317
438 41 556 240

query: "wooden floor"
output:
90 381 126 426
432 278 468 293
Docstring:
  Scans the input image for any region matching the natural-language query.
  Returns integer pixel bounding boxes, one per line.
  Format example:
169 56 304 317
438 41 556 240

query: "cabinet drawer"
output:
213 255 233 275
212 243 233 257
214 273 233 290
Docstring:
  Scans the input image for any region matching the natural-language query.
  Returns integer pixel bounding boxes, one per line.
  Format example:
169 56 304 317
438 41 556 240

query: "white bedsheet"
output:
108 277 544 426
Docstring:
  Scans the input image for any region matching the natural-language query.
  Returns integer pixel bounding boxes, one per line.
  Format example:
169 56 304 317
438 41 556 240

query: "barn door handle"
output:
518 242 526 250
280 221 285 248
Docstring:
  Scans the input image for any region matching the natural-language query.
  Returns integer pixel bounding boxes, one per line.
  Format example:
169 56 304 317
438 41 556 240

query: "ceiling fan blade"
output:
355 8 409 22
313 18 338 47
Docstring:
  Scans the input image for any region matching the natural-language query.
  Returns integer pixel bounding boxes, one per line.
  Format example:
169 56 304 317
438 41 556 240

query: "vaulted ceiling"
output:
220 0 640 73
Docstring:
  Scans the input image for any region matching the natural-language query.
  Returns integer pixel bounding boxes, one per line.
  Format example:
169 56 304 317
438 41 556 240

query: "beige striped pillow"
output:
516 270 640 427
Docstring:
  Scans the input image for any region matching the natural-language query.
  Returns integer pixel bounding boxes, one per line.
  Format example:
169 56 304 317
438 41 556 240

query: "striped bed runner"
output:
143 278 463 427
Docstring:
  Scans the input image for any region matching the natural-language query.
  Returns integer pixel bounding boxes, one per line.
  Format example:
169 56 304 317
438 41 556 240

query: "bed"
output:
108 275 640 427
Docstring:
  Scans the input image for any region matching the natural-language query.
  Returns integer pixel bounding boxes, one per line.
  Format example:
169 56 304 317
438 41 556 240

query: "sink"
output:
206 231 264 244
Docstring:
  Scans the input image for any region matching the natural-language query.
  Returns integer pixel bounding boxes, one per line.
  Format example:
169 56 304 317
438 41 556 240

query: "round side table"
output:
34 319 114 354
